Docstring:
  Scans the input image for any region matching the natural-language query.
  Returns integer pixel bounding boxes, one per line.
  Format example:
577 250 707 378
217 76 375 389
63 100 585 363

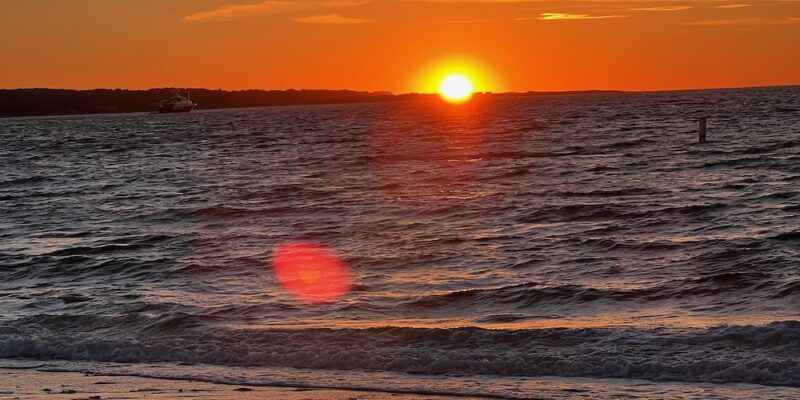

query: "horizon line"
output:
1 83 798 96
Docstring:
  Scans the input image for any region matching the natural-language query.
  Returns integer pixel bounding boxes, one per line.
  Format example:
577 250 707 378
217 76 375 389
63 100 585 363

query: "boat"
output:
158 89 197 113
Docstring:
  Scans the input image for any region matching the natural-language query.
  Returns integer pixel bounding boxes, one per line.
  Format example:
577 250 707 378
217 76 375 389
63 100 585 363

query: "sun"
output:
438 74 474 103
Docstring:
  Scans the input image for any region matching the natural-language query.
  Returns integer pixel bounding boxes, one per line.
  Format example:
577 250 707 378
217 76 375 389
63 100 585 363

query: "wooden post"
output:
698 117 707 143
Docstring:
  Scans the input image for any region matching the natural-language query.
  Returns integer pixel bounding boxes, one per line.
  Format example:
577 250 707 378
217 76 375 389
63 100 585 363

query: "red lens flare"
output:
271 241 351 304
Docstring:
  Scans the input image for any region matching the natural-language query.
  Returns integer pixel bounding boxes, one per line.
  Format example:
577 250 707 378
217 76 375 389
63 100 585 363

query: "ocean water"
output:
1 87 799 399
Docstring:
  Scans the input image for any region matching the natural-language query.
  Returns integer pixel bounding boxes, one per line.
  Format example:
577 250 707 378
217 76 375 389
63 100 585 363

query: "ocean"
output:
1 87 799 399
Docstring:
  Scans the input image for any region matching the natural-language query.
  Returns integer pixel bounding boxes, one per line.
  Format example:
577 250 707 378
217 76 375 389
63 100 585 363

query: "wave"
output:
515 204 631 223
700 156 769 169
0 175 51 188
3 255 179 280
514 201 728 225
1 321 799 386
739 141 798 155
607 138 656 149
478 150 583 160
556 188 661 198
404 272 785 310
118 204 303 223
488 167 530 179
364 150 581 164
45 235 175 257
772 231 800 241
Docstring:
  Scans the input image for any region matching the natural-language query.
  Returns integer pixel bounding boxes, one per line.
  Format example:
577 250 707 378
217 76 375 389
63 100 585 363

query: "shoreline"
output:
0 89 626 119
4 364 800 400
2 84 796 119
0 369 492 400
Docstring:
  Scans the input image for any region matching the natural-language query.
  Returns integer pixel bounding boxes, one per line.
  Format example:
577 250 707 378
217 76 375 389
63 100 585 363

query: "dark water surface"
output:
1 87 799 398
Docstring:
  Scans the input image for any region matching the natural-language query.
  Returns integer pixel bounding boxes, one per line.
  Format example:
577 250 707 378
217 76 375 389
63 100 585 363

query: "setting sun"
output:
411 57 500 100
438 74 474 103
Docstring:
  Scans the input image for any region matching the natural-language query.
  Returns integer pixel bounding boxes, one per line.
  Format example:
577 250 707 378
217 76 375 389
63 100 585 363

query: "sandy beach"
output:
0 369 486 400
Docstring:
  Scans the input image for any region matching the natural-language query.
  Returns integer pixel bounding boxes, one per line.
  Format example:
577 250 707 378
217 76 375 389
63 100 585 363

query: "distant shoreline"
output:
0 88 618 118
1 85 796 118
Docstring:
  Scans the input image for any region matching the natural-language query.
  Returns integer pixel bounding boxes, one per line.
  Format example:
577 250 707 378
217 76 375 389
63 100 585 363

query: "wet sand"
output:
0 370 486 400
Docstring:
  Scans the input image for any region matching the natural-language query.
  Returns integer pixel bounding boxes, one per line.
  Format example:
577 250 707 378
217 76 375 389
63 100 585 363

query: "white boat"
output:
158 90 196 113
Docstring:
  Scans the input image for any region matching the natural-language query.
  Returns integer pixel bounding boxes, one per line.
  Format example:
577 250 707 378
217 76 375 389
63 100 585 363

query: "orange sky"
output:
1 0 798 92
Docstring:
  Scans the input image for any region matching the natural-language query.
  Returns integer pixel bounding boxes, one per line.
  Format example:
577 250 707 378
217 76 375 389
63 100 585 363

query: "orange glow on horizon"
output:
272 241 351 304
412 58 502 95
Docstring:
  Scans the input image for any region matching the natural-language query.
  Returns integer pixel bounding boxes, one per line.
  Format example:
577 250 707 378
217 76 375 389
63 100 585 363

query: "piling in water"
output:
698 117 707 143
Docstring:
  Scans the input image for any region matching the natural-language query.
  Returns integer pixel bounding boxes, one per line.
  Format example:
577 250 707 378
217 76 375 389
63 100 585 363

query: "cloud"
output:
629 6 692 11
539 13 627 20
686 18 800 26
183 0 368 22
292 13 372 23
714 3 751 8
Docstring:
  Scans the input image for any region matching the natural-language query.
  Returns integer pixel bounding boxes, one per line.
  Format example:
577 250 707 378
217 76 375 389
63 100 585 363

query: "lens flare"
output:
271 241 351 304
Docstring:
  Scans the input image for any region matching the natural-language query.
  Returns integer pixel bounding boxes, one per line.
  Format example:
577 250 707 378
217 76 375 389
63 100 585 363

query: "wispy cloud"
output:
539 12 627 21
292 13 372 23
686 17 800 26
714 3 751 8
183 0 368 23
629 5 691 11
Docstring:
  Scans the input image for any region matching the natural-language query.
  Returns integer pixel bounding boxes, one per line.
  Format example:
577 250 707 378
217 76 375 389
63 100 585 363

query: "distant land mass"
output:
0 88 621 118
